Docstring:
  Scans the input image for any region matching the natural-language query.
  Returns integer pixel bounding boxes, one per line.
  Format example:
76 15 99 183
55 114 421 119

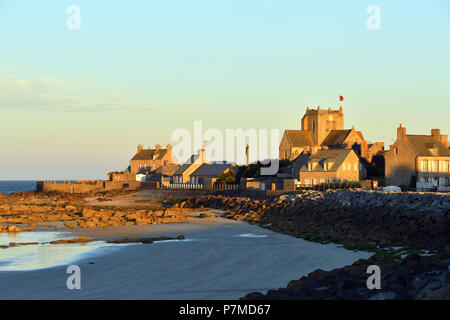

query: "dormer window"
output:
429 148 438 156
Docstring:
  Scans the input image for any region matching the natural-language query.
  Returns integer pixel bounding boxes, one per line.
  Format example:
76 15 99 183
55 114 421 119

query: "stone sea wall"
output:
182 190 450 250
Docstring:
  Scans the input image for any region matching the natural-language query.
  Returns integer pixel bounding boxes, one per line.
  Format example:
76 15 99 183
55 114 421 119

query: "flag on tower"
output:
339 95 344 101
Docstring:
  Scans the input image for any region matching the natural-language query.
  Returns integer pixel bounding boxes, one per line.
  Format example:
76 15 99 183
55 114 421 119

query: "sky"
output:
0 0 449 180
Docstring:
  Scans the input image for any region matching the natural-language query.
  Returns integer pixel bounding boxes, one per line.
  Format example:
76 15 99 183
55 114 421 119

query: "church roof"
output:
321 130 351 146
284 130 315 147
321 129 365 146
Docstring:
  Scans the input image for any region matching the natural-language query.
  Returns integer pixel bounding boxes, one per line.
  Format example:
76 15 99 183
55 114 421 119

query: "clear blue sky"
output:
0 0 449 179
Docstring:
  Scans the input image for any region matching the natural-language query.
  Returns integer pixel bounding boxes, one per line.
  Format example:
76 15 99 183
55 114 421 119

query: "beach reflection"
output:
0 231 123 271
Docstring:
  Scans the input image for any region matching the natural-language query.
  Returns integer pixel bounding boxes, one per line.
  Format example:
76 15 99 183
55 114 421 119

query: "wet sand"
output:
0 214 373 300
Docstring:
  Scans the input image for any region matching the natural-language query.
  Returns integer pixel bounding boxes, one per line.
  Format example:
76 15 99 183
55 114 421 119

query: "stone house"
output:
145 164 180 185
291 148 366 186
130 144 176 174
385 125 450 191
172 149 208 184
190 163 238 189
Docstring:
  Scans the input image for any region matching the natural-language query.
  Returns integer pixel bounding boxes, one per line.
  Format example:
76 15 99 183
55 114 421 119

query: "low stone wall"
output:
140 188 268 201
182 190 450 250
36 181 141 194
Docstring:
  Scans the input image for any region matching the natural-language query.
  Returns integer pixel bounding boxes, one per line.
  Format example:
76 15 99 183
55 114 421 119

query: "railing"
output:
212 184 240 191
161 183 204 190
295 182 369 191
159 183 240 191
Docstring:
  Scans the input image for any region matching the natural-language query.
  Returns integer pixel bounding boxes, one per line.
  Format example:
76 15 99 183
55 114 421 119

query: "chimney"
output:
397 124 406 140
361 140 368 159
166 144 172 154
199 148 206 163
441 134 448 147
137 144 143 153
431 129 440 140
155 144 161 150
339 106 343 113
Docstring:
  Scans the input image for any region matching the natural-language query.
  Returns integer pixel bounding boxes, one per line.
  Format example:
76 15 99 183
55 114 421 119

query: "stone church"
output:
279 106 384 162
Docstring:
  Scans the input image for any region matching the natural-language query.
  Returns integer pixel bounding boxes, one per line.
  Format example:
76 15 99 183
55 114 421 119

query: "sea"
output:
0 181 37 194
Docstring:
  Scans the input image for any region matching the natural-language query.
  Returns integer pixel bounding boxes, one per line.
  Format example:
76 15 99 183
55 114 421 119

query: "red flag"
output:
339 95 344 101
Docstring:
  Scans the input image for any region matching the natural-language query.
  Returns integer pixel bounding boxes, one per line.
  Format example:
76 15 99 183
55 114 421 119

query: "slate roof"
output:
321 130 352 146
405 135 450 157
152 164 180 176
190 163 236 177
173 164 192 175
131 149 168 161
295 149 354 172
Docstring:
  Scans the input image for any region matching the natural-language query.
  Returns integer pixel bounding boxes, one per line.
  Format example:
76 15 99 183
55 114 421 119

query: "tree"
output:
215 170 237 185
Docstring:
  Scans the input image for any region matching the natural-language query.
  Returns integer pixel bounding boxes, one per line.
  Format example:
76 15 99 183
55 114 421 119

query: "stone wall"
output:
36 181 141 194
182 190 450 250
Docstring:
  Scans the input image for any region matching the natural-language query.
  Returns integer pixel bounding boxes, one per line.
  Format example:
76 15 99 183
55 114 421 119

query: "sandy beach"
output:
0 212 372 300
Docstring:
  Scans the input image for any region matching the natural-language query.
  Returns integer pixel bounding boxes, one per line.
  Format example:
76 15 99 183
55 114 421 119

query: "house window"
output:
432 160 438 172
444 161 449 172
421 160 428 172
343 163 347 171
393 147 398 155
354 163 358 171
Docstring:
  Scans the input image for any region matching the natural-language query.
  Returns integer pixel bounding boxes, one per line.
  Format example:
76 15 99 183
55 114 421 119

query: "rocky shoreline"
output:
0 190 195 233
242 249 450 300
180 190 450 299
180 190 450 250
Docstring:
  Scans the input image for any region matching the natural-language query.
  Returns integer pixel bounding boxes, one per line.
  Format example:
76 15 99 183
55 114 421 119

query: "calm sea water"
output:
0 181 37 194
0 231 131 271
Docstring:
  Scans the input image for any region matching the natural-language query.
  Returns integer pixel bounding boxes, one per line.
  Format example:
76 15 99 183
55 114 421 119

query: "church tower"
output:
301 106 344 145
